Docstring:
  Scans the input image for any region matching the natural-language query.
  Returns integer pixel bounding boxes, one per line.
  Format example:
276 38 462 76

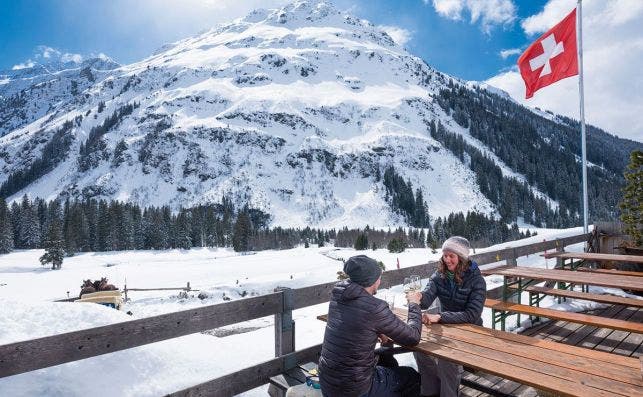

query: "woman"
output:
408 236 486 397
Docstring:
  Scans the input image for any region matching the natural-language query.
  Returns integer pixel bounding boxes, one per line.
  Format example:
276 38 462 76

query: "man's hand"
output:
421 313 441 325
406 291 422 305
378 334 391 344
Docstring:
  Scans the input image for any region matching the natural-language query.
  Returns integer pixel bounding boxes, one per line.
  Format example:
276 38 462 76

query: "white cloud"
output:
40 46 57 59
60 53 83 64
431 0 517 33
432 0 465 20
12 61 35 70
487 0 643 142
31 46 84 64
378 25 412 46
499 48 522 59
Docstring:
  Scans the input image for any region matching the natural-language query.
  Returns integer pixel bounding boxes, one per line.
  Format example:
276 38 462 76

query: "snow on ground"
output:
1 225 640 397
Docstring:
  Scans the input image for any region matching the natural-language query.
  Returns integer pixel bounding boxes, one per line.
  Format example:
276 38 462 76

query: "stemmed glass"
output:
402 275 421 305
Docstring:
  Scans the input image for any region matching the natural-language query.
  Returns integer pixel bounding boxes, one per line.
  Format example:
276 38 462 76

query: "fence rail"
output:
0 232 589 396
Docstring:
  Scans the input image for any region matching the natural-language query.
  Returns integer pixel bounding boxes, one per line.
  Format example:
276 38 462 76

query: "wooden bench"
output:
268 362 320 397
485 298 643 333
523 285 643 308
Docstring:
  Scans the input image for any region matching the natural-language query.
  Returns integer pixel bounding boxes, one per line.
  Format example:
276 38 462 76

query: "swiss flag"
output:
518 8 578 99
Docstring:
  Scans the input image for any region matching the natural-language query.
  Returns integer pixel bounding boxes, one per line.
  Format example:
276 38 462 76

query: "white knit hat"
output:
441 236 471 260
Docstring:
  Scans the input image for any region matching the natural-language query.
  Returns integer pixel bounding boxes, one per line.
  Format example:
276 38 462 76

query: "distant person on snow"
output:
319 255 423 397
407 236 486 397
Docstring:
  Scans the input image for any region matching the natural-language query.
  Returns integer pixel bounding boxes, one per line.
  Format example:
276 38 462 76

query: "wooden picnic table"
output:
486 266 643 292
483 265 643 330
543 251 643 264
317 311 643 397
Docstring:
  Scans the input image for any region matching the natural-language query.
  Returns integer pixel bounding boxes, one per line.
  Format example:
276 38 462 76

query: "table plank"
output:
485 266 643 291
413 336 623 397
453 323 640 369
430 324 642 387
577 267 643 277
543 252 643 264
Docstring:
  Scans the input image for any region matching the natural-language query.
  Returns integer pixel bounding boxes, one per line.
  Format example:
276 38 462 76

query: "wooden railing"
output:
0 232 588 396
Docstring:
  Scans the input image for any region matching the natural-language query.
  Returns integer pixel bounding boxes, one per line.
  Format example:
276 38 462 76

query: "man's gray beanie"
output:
441 236 471 260
344 255 382 287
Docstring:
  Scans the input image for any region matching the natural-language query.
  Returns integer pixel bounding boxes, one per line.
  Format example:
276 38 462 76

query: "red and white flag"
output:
518 8 578 99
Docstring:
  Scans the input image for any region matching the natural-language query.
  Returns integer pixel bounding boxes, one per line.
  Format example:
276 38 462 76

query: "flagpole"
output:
577 0 589 235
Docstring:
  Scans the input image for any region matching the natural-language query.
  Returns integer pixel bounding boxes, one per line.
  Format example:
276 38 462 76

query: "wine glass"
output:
402 276 421 306
409 275 421 292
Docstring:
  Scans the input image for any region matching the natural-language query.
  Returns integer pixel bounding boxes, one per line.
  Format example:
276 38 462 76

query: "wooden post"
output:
505 248 519 328
555 240 564 269
505 248 518 267
274 287 295 360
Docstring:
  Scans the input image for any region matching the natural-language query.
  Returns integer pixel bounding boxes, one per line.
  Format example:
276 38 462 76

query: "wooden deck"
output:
460 303 643 397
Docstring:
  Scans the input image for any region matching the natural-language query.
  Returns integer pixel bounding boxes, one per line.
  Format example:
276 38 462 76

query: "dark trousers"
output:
362 365 421 397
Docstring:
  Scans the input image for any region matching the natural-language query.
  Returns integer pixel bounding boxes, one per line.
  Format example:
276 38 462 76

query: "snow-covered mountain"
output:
0 1 634 228
0 55 120 136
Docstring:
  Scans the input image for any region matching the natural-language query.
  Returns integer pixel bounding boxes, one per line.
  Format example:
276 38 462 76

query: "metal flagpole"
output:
577 0 589 234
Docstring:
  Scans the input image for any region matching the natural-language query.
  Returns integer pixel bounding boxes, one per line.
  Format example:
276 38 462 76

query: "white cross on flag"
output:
518 8 578 99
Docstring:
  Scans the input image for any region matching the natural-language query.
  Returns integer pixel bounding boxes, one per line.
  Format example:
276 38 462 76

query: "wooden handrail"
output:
0 292 282 378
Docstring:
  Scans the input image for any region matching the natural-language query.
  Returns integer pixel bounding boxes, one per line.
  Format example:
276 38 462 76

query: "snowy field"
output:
1 226 640 396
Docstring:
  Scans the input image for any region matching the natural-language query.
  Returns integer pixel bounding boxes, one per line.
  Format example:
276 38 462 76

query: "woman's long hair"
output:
437 254 471 285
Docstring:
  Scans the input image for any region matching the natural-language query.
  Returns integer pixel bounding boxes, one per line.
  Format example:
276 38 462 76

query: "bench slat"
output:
524 286 643 308
485 298 643 333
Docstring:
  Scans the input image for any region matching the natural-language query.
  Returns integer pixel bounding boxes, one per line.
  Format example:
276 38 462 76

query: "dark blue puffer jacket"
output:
319 280 423 397
420 261 486 325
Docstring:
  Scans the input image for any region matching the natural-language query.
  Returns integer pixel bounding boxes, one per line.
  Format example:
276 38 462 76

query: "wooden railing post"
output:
506 248 518 268
274 287 295 359
555 240 564 269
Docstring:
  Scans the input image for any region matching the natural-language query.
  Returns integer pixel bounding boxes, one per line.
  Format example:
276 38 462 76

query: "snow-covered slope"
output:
0 55 120 137
0 1 563 228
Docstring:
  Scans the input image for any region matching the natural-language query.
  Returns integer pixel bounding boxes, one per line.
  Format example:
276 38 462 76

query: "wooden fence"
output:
0 233 588 396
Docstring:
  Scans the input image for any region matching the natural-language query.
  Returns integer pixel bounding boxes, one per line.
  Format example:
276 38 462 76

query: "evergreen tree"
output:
232 211 252 252
18 195 40 248
354 232 368 250
387 237 407 253
40 202 65 269
0 198 14 253
619 150 643 245
175 210 192 249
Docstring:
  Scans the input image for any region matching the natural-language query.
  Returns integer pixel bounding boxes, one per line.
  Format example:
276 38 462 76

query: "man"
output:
319 255 423 397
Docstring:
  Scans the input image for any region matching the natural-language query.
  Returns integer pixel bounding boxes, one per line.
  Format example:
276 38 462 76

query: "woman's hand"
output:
406 291 422 305
421 313 441 325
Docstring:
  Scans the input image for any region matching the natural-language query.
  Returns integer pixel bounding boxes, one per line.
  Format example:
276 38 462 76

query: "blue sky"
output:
1 0 641 141
0 0 547 80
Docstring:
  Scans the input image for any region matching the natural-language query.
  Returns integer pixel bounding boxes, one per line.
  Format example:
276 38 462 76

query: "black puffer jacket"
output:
420 261 486 325
319 280 422 397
